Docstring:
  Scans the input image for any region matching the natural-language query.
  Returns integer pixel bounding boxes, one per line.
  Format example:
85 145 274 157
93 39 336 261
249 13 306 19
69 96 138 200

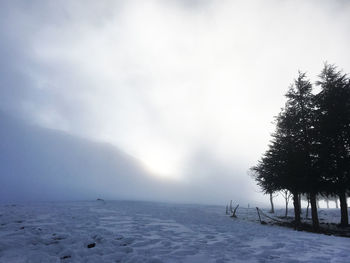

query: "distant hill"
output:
0 112 258 205
0 112 162 202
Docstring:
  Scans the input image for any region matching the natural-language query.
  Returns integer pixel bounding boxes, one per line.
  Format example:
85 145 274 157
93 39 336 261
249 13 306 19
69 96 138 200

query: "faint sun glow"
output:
137 148 183 180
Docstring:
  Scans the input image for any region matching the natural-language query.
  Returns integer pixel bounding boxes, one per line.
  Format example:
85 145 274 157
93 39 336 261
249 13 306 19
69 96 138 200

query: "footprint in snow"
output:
115 235 124 240
119 237 134 245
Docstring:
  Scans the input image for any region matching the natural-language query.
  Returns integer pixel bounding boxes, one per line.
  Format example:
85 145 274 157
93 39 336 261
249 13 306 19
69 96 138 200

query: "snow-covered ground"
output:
0 200 349 263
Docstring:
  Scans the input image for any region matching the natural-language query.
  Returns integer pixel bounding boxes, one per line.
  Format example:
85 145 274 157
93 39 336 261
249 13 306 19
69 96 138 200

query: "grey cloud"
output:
1 0 350 205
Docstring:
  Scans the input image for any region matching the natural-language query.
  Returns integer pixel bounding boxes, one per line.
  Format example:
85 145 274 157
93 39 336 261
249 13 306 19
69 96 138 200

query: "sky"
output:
1 0 350 205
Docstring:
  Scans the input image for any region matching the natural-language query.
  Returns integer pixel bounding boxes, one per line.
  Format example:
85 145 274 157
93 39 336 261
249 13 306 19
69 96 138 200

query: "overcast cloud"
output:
1 0 350 204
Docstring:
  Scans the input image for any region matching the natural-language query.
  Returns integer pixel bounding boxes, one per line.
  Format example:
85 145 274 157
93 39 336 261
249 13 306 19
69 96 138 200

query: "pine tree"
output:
288 72 320 230
279 72 319 229
314 63 350 226
251 66 350 230
251 107 303 226
251 72 318 229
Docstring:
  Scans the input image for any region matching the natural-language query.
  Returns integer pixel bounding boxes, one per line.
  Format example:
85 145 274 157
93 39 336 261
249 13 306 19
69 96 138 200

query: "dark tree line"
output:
250 64 350 231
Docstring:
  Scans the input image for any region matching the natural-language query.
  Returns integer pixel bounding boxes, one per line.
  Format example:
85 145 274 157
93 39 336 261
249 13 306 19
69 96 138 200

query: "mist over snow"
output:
0 112 256 205
1 0 350 205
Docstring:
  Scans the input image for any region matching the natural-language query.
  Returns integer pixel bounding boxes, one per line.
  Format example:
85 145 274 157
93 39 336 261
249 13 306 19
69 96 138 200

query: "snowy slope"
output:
0 200 349 263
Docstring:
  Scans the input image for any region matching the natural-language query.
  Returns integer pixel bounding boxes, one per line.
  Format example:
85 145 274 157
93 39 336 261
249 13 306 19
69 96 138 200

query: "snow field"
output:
0 201 349 263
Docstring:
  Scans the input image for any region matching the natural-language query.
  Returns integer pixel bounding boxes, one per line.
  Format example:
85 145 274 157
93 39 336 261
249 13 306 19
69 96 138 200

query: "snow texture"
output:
0 200 349 263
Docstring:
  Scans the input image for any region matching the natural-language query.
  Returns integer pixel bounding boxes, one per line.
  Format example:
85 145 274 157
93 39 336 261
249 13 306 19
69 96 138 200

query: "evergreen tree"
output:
251 107 303 226
314 64 350 226
251 65 350 230
251 72 318 229
284 72 320 230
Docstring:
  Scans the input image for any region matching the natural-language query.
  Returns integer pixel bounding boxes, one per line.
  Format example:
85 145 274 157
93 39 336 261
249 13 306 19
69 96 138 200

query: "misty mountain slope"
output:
0 112 162 202
0 112 258 205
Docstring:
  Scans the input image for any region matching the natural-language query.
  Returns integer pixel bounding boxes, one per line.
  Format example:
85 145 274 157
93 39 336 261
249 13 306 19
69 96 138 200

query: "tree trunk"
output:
335 198 339 209
339 191 349 227
269 192 275 213
306 197 310 219
285 198 288 218
326 199 329 209
310 193 320 231
293 192 301 227
298 194 302 214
